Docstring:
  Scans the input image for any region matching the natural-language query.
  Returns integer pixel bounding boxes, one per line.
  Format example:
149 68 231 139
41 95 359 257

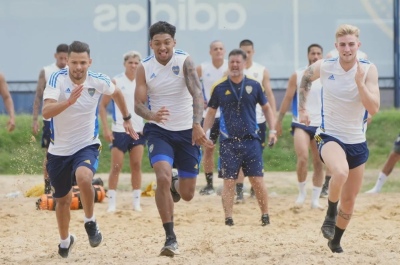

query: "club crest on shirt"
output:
88 87 95 97
245 85 252 94
172 66 180 75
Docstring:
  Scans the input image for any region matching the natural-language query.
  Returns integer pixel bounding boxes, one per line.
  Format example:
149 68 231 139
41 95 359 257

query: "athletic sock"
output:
327 200 338 218
295 181 307 203
84 215 95 224
331 226 345 245
236 183 244 195
60 234 71 248
374 172 388 192
163 222 176 240
205 172 213 186
311 186 322 205
108 189 116 210
324 176 331 186
132 189 141 208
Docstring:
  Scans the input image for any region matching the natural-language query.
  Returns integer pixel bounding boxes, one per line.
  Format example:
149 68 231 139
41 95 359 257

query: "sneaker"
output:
365 187 379 194
170 173 181 203
44 179 52 194
328 240 343 253
321 215 336 241
133 205 142 212
261 214 270 226
250 187 255 198
199 184 215 195
84 221 103 247
160 238 180 257
320 184 328 198
92 178 104 186
225 217 234 226
58 234 76 258
235 192 245 204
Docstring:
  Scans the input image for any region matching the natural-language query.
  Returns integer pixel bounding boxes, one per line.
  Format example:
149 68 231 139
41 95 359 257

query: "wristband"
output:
269 130 277 134
123 113 132 121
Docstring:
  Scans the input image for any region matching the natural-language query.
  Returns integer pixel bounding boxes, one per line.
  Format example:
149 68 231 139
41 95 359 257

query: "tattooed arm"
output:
32 69 46 134
299 60 322 125
183 56 212 147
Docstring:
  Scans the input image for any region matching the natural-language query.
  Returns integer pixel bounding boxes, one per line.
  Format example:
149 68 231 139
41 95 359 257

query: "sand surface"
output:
0 169 399 265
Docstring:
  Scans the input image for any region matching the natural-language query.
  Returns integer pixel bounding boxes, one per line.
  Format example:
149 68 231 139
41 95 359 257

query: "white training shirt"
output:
244 62 266 124
142 49 193 131
111 73 144 133
44 68 115 155
317 58 371 144
292 67 322 127
200 60 228 118
43 63 65 121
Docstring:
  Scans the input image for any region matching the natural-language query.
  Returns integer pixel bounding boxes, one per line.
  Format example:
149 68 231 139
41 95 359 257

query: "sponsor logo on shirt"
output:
328 75 335 80
65 88 71 93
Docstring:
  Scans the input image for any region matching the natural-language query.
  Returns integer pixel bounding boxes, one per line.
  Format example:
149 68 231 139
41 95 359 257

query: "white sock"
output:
374 172 388 192
84 215 95 223
311 186 322 206
133 189 141 207
295 181 307 204
60 234 71 248
108 189 116 210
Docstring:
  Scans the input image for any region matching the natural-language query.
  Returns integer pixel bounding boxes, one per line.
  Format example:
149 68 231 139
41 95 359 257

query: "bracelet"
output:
123 113 132 121
269 130 277 134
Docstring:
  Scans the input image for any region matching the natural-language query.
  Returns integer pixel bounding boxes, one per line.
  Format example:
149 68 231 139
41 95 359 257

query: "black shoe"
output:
261 214 270 226
92 178 104 186
160 237 180 257
250 187 255 198
84 221 103 247
320 183 329 198
225 217 234 226
58 234 76 258
235 192 245 204
44 179 51 194
199 184 215 195
328 241 344 253
321 215 336 240
170 172 181 203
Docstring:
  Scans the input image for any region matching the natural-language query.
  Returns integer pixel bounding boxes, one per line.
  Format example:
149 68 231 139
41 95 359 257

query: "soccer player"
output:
0 73 15 132
203 48 277 226
276 44 324 209
299 24 380 253
32 44 68 194
99 51 145 212
43 41 138 258
197 40 228 195
365 134 400 193
134 21 211 256
235 39 277 202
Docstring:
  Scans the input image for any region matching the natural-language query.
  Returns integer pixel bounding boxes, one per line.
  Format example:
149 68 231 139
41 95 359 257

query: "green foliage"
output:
0 110 398 175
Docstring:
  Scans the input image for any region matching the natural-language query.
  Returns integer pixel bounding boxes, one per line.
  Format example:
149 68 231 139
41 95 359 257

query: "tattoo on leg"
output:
338 208 352 220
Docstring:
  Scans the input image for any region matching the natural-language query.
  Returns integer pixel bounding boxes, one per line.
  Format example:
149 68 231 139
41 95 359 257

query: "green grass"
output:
0 109 399 175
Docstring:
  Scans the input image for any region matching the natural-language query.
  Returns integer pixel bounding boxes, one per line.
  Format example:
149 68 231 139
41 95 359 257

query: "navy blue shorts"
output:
111 132 146 153
201 118 220 144
257 122 267 149
42 120 51 148
315 133 369 169
393 134 400 154
144 123 201 178
46 144 101 198
291 123 318 140
218 138 263 179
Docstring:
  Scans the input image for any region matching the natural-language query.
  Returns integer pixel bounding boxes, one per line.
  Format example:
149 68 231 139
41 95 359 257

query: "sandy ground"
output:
0 169 400 265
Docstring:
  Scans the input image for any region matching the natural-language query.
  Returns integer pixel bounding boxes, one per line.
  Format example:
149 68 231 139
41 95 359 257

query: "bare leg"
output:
293 128 311 206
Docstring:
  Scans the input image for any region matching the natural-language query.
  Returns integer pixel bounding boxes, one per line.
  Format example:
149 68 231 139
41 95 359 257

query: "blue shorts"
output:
42 120 51 148
291 123 318 140
218 138 263 179
257 122 267 149
46 144 101 198
111 132 146 153
393 134 400 154
201 118 220 144
315 133 369 169
143 123 201 178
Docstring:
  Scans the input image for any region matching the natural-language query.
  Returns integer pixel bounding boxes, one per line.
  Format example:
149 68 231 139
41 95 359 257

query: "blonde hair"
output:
123 51 142 62
335 24 360 39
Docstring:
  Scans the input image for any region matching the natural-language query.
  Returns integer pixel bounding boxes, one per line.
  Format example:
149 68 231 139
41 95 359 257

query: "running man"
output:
365 133 400 193
43 41 138 258
276 44 324 209
99 51 145 212
203 48 277 226
134 21 211 257
197 40 228 195
235 39 277 202
32 43 68 194
0 73 15 132
299 24 380 253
